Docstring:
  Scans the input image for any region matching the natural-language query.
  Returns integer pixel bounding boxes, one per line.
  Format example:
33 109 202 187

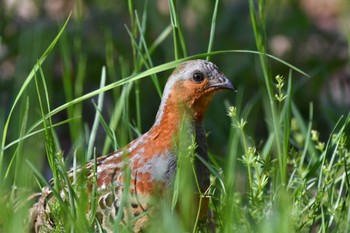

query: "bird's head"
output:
155 59 235 124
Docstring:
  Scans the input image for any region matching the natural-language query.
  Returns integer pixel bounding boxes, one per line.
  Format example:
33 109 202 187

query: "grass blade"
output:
206 0 219 61
86 67 106 161
0 13 71 177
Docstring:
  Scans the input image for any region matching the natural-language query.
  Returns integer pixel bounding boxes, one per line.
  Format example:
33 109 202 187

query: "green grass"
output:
0 1 349 233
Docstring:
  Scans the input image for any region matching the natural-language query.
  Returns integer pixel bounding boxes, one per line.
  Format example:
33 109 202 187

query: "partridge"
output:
29 59 235 232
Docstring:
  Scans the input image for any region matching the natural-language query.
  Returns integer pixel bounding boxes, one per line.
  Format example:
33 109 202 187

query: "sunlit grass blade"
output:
114 156 132 232
102 82 133 154
35 64 59 189
89 148 98 224
317 115 345 188
134 11 162 96
297 102 315 171
86 67 106 161
206 0 219 61
97 107 118 150
222 90 244 233
59 16 86 147
168 0 187 59
149 25 172 57
4 97 29 181
282 71 293 181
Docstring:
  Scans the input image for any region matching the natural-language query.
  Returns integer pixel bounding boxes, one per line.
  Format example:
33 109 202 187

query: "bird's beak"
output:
208 75 236 92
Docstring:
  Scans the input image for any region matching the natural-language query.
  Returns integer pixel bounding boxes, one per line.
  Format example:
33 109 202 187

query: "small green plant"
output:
274 75 287 103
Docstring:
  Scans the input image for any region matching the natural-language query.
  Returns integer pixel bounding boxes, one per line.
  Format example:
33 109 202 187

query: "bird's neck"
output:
150 99 210 191
150 99 210 155
151 101 197 143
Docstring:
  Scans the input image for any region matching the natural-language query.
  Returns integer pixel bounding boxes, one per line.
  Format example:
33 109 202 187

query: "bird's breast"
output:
95 129 178 197
128 131 177 195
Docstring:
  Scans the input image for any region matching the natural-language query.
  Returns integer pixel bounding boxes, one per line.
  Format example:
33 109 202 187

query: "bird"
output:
29 59 235 233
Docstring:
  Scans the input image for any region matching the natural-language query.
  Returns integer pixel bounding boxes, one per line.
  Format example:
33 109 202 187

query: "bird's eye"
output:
192 72 205 83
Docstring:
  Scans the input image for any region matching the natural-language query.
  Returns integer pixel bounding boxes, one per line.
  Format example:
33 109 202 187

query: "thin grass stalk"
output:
330 172 346 227
206 0 219 61
176 22 187 58
34 69 58 189
39 66 61 190
125 26 149 69
12 97 29 186
128 2 143 133
104 33 124 134
346 194 350 233
169 0 179 60
74 52 86 131
89 148 98 224
148 25 172 59
119 57 132 147
223 140 240 233
102 82 133 154
248 0 285 185
58 164 77 217
317 116 344 188
60 10 85 146
128 0 138 65
0 109 4 150
172 117 195 230
134 4 148 70
168 0 187 59
105 30 119 83
104 45 129 153
347 31 350 65
123 18 144 134
3 147 17 181
134 11 162 96
299 103 314 170
86 67 106 161
96 107 117 150
321 206 326 233
0 14 71 177
222 90 244 233
282 72 292 179
134 36 142 132
59 32 74 126
114 154 132 232
189 141 201 232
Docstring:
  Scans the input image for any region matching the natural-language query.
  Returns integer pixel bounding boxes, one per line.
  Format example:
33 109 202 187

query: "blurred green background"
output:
1 0 349 177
